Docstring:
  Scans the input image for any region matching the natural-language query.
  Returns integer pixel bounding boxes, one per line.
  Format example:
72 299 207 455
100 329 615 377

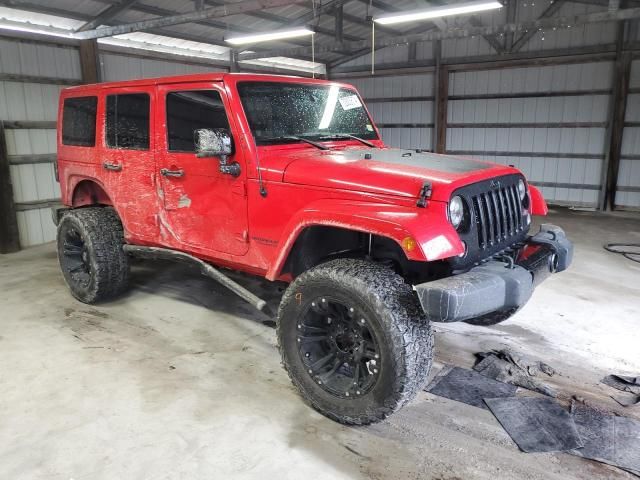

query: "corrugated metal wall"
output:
0 39 226 249
345 74 435 150
99 52 222 82
617 59 640 209
0 38 77 247
334 2 626 209
447 62 612 207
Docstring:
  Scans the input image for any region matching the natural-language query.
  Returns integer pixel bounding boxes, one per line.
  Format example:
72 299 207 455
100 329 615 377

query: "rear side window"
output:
106 93 150 150
166 90 229 152
62 96 97 147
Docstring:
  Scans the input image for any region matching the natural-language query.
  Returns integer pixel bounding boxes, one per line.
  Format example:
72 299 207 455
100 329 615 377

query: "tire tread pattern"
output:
277 258 433 425
57 207 129 303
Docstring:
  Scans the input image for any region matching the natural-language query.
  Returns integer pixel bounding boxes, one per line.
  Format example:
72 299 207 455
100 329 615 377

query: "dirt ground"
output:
1 208 639 479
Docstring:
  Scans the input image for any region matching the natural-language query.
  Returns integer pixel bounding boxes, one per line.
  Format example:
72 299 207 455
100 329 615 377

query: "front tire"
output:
277 259 433 425
57 207 129 304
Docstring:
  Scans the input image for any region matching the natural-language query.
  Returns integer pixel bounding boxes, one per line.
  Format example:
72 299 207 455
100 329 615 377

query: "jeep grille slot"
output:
472 184 524 251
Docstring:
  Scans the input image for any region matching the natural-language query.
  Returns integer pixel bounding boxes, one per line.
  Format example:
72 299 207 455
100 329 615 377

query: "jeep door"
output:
156 82 249 256
100 86 159 241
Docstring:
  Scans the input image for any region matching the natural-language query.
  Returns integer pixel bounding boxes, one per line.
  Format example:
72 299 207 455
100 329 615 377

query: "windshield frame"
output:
235 80 380 147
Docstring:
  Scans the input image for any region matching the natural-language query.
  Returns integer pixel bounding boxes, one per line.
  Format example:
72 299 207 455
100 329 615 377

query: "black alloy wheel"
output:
297 296 382 398
60 226 92 290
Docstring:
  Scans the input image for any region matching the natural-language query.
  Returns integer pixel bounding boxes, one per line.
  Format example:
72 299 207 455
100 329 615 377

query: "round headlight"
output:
518 179 527 200
449 195 464 229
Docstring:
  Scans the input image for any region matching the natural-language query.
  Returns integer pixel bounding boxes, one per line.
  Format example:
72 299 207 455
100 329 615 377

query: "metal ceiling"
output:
0 0 636 70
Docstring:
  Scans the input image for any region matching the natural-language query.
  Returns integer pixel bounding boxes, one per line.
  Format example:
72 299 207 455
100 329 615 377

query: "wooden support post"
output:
601 21 632 210
433 40 449 154
0 123 21 253
79 39 101 84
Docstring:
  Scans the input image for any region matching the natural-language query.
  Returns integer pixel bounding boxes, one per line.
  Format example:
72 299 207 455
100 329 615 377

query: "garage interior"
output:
0 0 639 479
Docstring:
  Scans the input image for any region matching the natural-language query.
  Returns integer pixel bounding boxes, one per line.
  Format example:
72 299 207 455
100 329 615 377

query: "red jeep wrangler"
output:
55 73 572 424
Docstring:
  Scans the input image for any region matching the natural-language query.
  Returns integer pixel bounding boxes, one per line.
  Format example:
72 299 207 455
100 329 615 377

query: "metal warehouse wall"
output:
340 62 614 208
0 38 226 250
617 59 640 209
446 62 612 208
346 74 435 150
99 52 222 82
0 38 77 248
334 0 624 209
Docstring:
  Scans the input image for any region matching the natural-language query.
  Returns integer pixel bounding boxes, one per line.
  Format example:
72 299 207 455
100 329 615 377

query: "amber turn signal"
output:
402 237 417 252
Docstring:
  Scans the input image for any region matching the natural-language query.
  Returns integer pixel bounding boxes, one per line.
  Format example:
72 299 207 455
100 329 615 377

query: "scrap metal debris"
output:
484 397 583 453
569 402 640 477
426 366 517 409
602 374 640 407
474 348 557 397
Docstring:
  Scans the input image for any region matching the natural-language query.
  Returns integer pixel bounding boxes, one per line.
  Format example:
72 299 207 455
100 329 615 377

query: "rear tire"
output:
57 207 129 304
277 258 433 425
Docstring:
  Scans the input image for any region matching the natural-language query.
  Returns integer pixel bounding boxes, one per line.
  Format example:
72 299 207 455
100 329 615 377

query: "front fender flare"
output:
267 199 464 280
529 185 548 216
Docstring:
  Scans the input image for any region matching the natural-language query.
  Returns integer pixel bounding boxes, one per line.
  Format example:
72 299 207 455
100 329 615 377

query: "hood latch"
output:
416 182 432 208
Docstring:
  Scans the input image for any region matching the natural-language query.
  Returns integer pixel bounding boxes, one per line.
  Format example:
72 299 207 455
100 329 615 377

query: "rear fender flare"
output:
267 199 464 280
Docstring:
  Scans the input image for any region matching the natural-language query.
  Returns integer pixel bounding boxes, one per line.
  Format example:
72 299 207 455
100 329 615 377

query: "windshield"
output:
237 81 378 145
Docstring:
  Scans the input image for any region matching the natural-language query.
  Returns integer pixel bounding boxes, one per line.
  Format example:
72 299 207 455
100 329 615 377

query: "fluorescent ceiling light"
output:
374 0 502 25
225 28 314 45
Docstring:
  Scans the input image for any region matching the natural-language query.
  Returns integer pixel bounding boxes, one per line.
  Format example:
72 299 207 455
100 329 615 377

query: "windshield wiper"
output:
259 135 329 150
315 133 377 148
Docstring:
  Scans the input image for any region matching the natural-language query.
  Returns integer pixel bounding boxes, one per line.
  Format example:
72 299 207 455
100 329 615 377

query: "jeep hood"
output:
281 147 520 202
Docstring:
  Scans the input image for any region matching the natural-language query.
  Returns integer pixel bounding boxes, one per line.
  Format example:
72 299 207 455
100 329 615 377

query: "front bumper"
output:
415 224 573 325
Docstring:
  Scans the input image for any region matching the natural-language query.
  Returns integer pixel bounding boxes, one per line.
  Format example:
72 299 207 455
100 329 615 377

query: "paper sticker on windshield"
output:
339 95 362 110
366 124 373 131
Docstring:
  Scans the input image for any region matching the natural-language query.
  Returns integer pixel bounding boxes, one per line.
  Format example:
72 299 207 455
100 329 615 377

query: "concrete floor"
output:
1 208 639 480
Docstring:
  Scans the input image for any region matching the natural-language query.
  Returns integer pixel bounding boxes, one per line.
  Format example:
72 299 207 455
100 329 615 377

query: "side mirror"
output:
195 128 233 158
195 128 241 177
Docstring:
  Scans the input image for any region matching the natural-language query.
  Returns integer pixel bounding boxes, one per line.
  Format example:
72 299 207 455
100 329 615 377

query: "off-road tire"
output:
277 258 433 425
57 207 129 304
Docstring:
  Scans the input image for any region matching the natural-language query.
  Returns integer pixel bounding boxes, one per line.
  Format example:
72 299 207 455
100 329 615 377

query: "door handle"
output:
160 168 184 178
103 162 122 172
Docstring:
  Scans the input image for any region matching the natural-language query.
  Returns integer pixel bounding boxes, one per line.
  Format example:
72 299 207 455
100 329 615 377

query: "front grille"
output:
471 184 525 251
448 174 529 269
